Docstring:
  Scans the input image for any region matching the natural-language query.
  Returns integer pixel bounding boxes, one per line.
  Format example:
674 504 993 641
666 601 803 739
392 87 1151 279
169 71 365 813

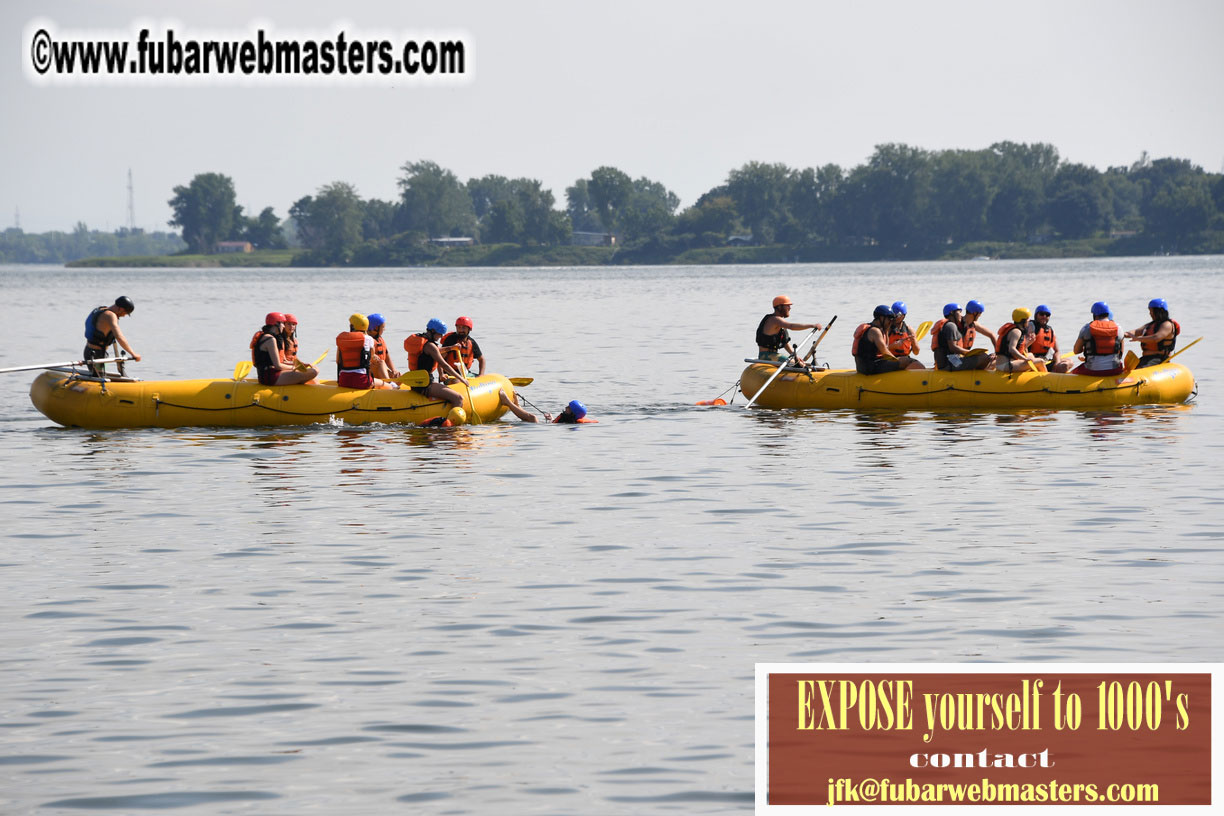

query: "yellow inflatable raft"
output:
738 361 1196 410
29 370 514 429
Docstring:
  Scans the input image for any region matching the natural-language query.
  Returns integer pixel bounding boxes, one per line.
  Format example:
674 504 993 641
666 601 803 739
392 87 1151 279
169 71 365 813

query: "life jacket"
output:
404 333 434 372
994 322 1029 356
250 328 284 353
1084 319 1122 358
1137 319 1180 358
554 414 597 424
281 332 298 364
441 332 476 368
931 318 970 354
929 319 948 352
84 306 115 347
251 329 280 372
371 333 390 365
961 320 977 349
851 323 870 356
335 331 371 372
1028 322 1056 355
886 322 913 355
756 314 789 351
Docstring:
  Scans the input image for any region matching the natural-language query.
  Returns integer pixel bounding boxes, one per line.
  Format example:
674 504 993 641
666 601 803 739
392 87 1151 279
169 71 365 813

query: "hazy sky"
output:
3 0 1222 233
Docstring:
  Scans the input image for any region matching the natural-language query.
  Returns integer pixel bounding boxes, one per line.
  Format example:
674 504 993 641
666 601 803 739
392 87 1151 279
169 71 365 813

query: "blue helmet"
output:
943 302 961 318
891 300 907 316
966 299 985 314
873 304 893 320
426 318 447 334
1035 304 1051 316
367 313 386 329
1148 297 1168 311
567 400 587 420
1091 301 1111 318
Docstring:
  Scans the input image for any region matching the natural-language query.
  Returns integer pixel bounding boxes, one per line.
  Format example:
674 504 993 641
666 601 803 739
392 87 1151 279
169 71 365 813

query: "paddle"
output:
396 370 431 387
457 360 483 425
1166 336 1201 361
0 356 128 375
802 315 838 363
744 322 828 410
509 377 533 387
914 320 933 342
1118 350 1140 379
233 361 252 380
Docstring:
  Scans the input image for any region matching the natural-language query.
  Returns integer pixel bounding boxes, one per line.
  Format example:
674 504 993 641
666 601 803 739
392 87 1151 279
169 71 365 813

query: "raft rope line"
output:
855 378 1147 401
150 397 449 416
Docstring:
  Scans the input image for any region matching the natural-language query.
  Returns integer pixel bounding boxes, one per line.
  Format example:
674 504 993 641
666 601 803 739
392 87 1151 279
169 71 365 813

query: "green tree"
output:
1046 163 1109 238
565 179 603 232
929 150 994 243
168 172 237 253
617 177 680 241
787 164 843 244
361 199 398 241
587 166 633 233
397 160 477 238
243 206 287 249
854 144 935 251
726 161 792 244
291 182 364 262
486 199 526 244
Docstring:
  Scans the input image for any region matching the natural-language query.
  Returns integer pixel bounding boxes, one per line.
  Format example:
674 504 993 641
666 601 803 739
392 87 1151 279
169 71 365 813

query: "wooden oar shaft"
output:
1166 336 1201 361
0 356 127 374
745 322 826 409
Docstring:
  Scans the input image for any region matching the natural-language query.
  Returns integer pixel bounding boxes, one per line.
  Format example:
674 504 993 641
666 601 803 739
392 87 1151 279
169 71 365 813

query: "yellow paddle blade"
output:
396 370 431 387
233 361 252 380
914 320 933 342
508 377 533 387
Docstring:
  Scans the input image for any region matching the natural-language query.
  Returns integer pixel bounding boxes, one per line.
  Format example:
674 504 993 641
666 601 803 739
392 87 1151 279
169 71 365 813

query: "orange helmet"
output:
772 295 793 308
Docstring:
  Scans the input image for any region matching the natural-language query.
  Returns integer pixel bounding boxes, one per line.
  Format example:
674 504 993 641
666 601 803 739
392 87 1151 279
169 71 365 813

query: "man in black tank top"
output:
757 295 823 364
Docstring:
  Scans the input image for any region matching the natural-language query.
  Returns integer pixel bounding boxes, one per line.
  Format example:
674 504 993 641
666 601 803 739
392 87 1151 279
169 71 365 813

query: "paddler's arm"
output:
428 343 465 381
104 313 142 362
871 329 899 360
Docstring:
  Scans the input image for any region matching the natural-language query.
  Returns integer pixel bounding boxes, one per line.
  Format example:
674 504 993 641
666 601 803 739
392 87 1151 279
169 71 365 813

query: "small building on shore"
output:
429 236 474 247
571 231 616 247
215 241 253 254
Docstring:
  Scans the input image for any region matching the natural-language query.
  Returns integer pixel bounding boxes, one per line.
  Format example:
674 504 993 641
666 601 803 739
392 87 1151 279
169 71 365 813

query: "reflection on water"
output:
2 258 1221 814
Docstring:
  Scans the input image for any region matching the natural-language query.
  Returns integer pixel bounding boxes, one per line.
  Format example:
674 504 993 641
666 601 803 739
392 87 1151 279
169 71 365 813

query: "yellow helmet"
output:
349 312 370 331
1012 307 1032 323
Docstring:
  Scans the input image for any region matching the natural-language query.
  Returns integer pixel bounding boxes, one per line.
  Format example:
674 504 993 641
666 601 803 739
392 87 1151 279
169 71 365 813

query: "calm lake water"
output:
2 257 1222 814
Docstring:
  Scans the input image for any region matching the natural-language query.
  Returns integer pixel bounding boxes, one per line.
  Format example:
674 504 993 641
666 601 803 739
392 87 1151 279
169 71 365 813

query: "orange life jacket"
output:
404 333 429 371
1085 319 1121 358
1137 319 1180 357
929 319 948 352
1029 323 1056 355
995 322 1029 356
335 331 371 372
930 318 972 353
371 333 390 365
441 332 475 368
553 415 597 424
251 329 279 372
281 333 298 364
851 323 871 355
886 323 913 355
961 321 977 349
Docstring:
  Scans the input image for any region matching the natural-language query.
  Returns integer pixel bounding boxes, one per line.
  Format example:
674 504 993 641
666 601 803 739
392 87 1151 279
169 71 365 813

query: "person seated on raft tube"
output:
854 305 923 374
1072 301 1124 376
757 295 822 365
1124 297 1180 368
365 313 400 381
993 308 1041 373
931 303 995 371
961 299 998 358
404 318 466 409
1025 305 1071 373
442 316 485 376
84 295 141 375
280 314 300 365
253 312 317 386
336 313 398 390
884 301 924 368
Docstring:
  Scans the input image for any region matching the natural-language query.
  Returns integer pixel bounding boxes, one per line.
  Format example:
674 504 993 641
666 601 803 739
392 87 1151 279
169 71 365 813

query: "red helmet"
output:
265 312 287 325
283 313 298 325
455 315 474 330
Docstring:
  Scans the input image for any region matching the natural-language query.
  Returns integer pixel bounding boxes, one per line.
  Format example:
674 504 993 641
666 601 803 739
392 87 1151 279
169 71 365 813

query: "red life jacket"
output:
404 333 430 371
335 331 371 372
1029 324 1056 355
995 322 1029 355
1085 319 1121 357
442 332 476 368
886 323 913 355
1137 319 1180 357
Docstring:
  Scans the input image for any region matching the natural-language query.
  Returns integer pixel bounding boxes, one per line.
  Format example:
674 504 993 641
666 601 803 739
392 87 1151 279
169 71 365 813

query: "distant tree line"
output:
0 224 185 264
103 142 1224 263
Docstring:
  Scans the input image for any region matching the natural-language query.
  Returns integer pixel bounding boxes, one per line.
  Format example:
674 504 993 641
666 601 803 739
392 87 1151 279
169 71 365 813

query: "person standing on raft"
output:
404 319 467 411
757 295 822 365
253 312 317 386
1125 298 1180 368
83 296 141 375
1072 301 1124 376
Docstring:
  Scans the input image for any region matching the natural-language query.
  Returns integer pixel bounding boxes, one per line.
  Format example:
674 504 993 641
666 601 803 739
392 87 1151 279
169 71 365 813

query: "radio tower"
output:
126 169 136 231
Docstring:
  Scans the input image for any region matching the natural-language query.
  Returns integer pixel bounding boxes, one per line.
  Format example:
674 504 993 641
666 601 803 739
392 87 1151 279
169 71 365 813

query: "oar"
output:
396 370 431 387
233 361 252 380
745 322 827 410
294 351 328 372
1119 350 1140 379
0 356 127 374
509 377 533 387
1166 336 1201 361
458 360 483 424
914 320 933 342
802 315 838 363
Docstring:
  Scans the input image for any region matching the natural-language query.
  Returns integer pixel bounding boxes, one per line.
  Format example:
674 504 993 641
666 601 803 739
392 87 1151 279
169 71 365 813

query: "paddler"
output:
885 301 923 367
253 312 316 386
993 308 1040 373
337 313 397 390
1124 298 1180 368
757 295 822 365
962 299 998 358
366 313 400 381
1026 305 1070 373
281 314 300 365
403 318 466 413
853 305 921 374
442 316 485 376
83 296 140 375
1072 301 1124 376
932 303 994 371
